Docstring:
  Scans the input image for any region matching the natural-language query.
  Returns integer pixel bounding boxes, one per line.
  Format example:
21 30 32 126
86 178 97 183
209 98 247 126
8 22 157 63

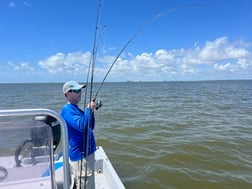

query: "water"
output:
1 80 252 189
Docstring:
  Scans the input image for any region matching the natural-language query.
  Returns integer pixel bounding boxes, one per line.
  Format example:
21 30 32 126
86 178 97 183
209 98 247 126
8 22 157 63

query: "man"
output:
61 80 96 189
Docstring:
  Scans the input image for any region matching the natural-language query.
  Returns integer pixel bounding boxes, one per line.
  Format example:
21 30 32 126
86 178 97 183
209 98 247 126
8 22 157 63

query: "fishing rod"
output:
81 0 103 189
83 25 106 107
83 4 106 107
88 25 106 110
93 4 214 100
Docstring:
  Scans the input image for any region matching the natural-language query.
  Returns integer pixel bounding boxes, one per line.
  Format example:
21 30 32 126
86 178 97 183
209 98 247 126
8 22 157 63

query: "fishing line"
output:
93 4 214 100
78 2 213 188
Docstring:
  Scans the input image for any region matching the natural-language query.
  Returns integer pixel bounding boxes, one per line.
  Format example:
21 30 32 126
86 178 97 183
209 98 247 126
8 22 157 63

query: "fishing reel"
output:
96 100 103 110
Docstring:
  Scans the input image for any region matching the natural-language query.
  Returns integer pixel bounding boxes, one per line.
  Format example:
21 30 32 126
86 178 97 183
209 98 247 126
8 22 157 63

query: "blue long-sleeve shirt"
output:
61 103 96 161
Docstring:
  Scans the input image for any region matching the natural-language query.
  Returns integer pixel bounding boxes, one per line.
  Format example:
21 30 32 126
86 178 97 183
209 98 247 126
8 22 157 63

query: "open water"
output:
1 80 252 189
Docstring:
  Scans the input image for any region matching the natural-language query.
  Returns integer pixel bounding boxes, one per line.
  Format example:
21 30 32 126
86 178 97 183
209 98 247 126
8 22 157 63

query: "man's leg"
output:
70 154 95 189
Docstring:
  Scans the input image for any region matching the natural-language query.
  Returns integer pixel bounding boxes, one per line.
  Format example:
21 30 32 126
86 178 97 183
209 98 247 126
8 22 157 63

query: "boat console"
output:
0 109 71 189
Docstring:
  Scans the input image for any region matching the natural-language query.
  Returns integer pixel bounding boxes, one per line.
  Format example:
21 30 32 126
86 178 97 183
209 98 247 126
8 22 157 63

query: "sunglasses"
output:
69 89 82 93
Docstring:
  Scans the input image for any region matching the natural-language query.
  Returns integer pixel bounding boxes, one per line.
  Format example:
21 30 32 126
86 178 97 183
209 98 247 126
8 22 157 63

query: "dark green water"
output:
1 80 252 189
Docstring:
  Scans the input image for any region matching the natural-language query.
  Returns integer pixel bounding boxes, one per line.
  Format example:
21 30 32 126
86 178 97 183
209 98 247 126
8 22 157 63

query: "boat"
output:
0 108 125 189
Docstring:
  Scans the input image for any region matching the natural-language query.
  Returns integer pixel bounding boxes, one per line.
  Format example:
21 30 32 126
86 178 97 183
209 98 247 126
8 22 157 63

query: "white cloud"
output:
198 37 249 63
237 58 251 69
213 58 252 72
36 36 251 81
180 64 198 74
38 52 91 75
8 61 35 73
213 63 235 72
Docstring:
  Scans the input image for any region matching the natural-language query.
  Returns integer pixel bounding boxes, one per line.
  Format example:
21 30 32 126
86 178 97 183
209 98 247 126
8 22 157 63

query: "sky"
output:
0 0 252 83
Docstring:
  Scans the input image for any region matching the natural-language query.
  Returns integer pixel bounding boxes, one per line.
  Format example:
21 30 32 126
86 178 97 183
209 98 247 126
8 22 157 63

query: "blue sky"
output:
0 0 252 83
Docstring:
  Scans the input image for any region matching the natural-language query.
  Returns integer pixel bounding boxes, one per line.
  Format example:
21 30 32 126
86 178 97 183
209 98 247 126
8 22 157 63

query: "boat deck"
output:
95 146 125 189
0 147 125 189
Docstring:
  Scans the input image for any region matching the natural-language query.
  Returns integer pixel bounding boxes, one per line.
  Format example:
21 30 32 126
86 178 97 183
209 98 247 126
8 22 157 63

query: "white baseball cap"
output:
62 80 86 94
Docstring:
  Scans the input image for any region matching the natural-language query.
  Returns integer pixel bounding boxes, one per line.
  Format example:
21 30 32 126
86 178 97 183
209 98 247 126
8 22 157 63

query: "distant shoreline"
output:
0 79 252 85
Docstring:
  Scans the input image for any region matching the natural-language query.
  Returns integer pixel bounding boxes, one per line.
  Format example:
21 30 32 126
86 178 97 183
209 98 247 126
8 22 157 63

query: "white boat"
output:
0 108 125 189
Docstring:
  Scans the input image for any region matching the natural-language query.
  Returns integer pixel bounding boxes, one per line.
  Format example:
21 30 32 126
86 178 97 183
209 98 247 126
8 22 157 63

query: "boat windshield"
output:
0 115 55 189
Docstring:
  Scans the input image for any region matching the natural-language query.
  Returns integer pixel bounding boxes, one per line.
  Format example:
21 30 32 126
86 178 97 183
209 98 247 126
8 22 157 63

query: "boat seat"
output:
33 115 61 151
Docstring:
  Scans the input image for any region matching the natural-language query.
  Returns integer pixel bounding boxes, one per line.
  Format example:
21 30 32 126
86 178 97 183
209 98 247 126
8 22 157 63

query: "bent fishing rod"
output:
92 4 214 101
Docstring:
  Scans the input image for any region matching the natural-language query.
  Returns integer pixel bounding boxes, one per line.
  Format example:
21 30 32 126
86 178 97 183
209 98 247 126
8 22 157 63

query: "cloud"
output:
38 52 91 75
36 36 252 81
198 37 249 63
213 58 252 72
8 61 35 73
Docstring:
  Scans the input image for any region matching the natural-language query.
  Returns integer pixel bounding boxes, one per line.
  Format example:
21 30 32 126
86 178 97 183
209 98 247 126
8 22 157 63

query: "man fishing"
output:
61 80 96 189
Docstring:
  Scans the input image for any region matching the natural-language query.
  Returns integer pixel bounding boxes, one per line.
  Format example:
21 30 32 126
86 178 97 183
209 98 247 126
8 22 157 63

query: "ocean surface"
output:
1 80 252 189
